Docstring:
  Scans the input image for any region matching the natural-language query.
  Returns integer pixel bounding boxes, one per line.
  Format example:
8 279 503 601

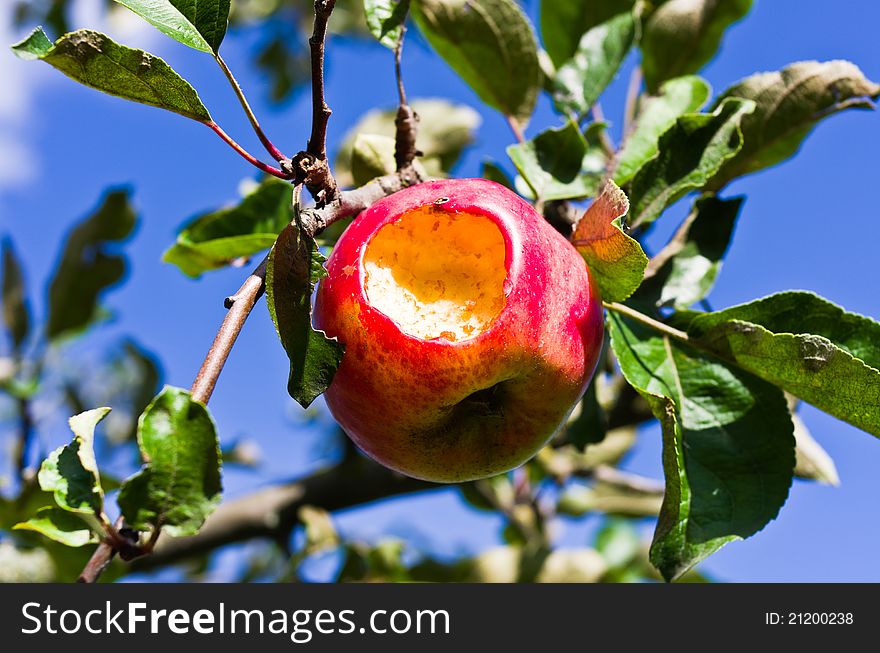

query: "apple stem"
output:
215 53 287 162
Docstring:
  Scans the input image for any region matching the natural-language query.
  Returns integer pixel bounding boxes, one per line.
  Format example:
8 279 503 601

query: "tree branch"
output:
291 0 339 205
134 457 434 570
393 28 420 171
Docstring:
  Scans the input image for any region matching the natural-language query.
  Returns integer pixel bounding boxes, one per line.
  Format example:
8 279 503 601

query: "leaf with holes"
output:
571 181 647 303
163 178 294 278
608 311 795 581
411 0 540 128
11 28 211 122
117 386 222 537
628 97 754 228
708 60 880 189
266 223 344 408
683 292 880 438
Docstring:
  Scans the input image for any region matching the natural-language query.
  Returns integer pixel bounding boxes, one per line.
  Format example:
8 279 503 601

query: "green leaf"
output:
571 180 647 303
113 1 230 53
411 0 540 128
350 134 397 186
163 178 294 278
540 0 634 68
615 75 712 185
14 507 101 547
266 223 344 408
507 119 605 201
552 12 635 118
637 194 741 309
364 0 410 48
118 386 222 537
11 28 211 122
641 0 753 92
708 60 880 190
480 161 515 191
2 238 31 352
608 311 795 581
46 188 136 340
38 407 112 517
627 97 754 228
335 99 481 186
684 292 880 438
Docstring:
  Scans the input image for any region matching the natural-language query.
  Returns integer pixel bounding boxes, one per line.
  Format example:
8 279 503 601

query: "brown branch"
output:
393 27 420 170
292 0 339 205
191 257 268 404
134 457 433 570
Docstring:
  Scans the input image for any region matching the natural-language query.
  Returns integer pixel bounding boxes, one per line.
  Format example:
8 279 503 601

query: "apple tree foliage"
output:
1 0 879 583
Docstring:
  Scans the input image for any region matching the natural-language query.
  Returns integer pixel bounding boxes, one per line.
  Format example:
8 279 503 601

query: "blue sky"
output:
1 0 879 582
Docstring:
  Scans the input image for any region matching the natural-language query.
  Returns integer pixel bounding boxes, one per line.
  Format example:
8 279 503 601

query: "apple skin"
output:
314 178 604 483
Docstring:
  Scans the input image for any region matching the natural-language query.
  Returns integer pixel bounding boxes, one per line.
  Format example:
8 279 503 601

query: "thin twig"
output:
392 27 420 171
78 540 116 583
590 104 616 158
206 122 289 179
623 65 643 138
290 0 339 205
506 115 526 144
215 54 286 162
191 258 268 405
307 0 336 160
603 301 691 345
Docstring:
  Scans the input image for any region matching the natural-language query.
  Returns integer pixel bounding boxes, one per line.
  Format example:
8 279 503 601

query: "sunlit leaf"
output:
628 97 754 228
641 0 753 92
571 180 647 302
266 223 344 408
412 0 540 128
608 312 795 581
11 28 211 121
118 386 222 537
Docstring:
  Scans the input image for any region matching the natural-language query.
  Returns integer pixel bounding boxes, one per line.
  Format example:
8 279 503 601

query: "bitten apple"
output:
313 178 604 482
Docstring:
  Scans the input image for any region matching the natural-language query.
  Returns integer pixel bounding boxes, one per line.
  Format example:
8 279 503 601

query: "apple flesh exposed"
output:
313 178 604 482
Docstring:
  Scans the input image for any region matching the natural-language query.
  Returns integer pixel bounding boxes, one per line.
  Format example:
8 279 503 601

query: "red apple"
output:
313 178 604 482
